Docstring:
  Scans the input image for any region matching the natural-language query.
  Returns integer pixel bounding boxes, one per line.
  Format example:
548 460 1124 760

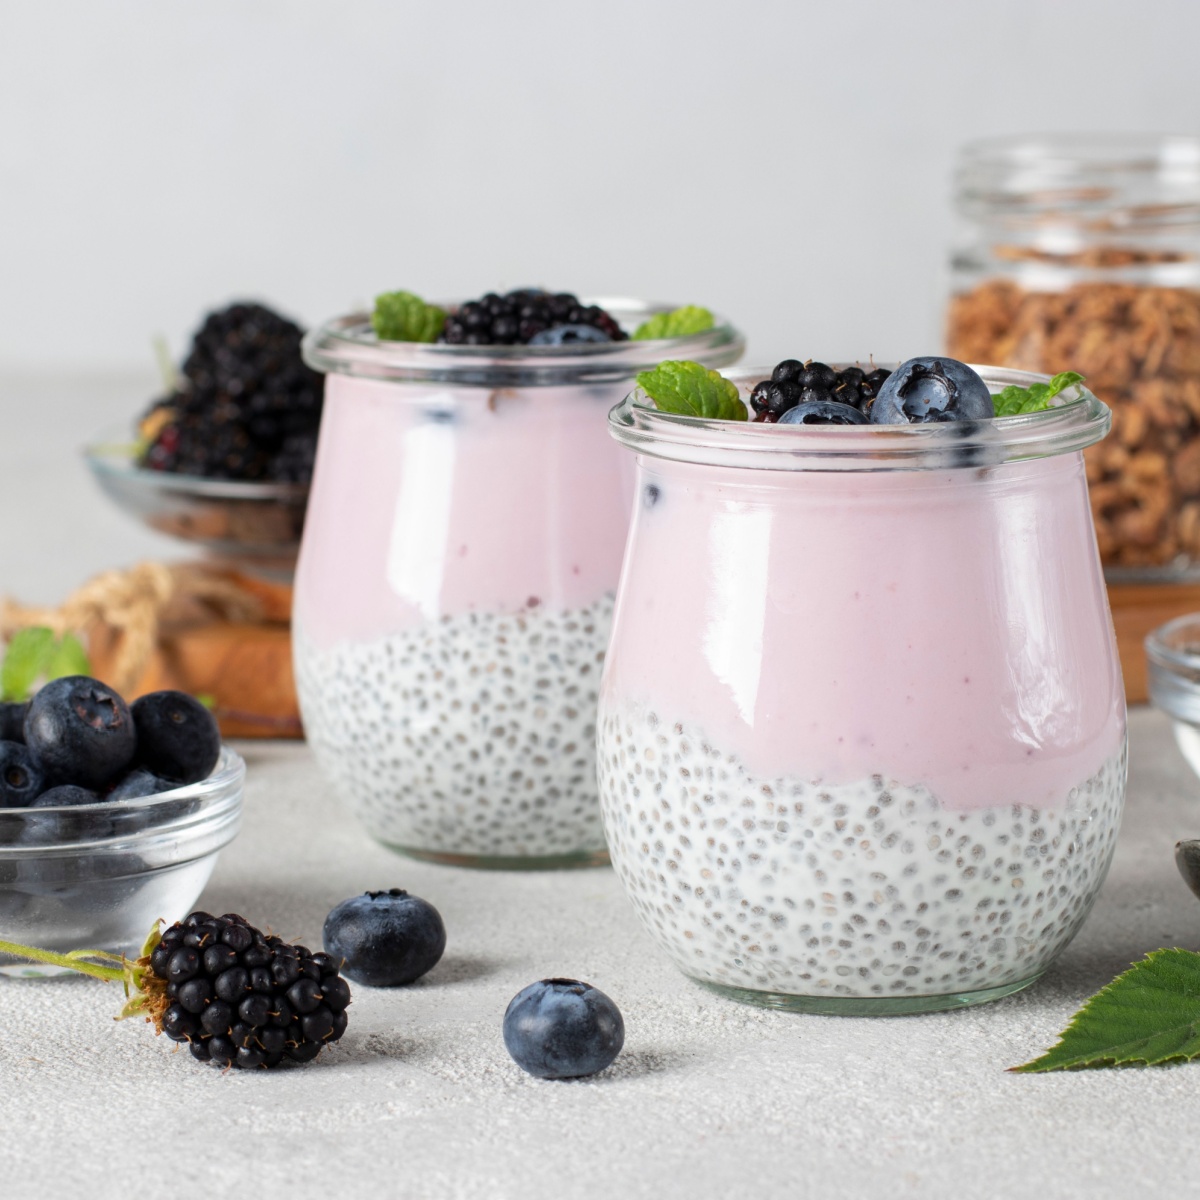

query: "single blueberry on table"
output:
130 690 220 784
503 978 625 1079
778 400 868 426
24 676 136 790
0 740 44 807
528 324 613 346
323 888 446 987
870 357 992 424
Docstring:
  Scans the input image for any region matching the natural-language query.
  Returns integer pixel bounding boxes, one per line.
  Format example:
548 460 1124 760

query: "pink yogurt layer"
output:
294 374 633 651
601 450 1126 813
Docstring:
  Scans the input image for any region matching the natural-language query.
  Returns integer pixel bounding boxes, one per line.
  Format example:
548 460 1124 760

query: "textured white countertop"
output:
2 373 1199 1199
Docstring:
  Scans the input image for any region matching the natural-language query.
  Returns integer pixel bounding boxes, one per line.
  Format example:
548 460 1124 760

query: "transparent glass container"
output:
945 134 1200 579
598 368 1127 1014
296 300 744 869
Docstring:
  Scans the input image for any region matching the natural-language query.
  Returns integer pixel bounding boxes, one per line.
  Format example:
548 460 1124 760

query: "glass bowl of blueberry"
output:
0 678 244 976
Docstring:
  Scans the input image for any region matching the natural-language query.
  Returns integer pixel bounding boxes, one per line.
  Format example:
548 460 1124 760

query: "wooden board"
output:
1109 580 1200 704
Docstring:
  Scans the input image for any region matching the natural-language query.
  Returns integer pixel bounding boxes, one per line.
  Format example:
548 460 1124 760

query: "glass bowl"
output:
0 748 245 976
1147 615 1200 777
84 426 308 577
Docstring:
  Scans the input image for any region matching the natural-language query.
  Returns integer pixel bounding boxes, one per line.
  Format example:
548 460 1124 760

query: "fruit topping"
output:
870 357 992 424
749 360 891 421
372 290 447 343
503 978 624 1079
139 302 324 483
323 887 447 987
632 305 715 341
778 400 869 425
131 690 221 784
25 676 136 791
0 913 351 1070
440 289 626 346
636 360 747 421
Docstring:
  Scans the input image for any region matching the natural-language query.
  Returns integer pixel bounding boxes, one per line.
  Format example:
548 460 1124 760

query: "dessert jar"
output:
295 301 744 869
598 368 1127 1014
945 134 1200 578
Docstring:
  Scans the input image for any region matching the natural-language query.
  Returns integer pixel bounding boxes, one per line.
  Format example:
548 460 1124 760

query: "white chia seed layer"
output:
295 596 613 860
597 701 1126 998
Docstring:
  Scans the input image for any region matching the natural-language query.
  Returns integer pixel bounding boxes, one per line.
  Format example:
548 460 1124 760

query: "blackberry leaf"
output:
1013 948 1200 1072
636 360 747 421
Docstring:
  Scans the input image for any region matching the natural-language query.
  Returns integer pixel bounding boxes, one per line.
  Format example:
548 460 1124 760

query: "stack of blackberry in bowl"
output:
0 677 244 975
85 302 324 572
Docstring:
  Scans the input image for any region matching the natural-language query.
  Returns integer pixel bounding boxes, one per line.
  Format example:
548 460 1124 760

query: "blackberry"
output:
138 303 325 484
0 911 351 1070
440 290 627 347
750 360 894 420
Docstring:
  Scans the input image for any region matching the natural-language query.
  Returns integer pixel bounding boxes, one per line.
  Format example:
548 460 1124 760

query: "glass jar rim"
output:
608 365 1111 472
302 297 745 387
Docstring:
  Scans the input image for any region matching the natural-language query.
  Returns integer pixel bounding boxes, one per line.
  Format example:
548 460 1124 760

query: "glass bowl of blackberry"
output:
0 681 245 976
83 301 323 576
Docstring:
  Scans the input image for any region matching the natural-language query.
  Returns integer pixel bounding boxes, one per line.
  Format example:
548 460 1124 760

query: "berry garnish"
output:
440 290 626 346
636 360 747 421
138 302 324 484
502 978 625 1079
0 913 351 1069
24 676 136 791
778 400 868 425
131 690 221 785
749 361 891 421
371 290 447 343
323 888 446 986
631 305 715 341
0 741 43 807
870 357 992 424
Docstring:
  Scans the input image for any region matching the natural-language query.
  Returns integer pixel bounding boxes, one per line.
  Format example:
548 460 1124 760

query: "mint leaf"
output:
632 305 715 341
635 360 747 421
1 628 56 702
992 370 1085 417
1013 949 1200 1072
46 632 90 681
372 291 446 343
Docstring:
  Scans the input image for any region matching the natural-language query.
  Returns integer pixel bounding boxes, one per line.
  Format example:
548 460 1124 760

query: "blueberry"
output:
323 888 446 987
778 400 868 426
643 484 660 508
107 768 176 801
0 701 28 743
528 324 613 346
0 741 44 807
130 691 220 784
502 978 625 1079
870 357 992 424
17 784 106 845
24 676 136 790
1176 840 1200 899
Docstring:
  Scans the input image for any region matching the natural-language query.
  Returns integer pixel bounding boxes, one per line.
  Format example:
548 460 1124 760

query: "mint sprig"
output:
1013 949 1200 1072
992 371 1085 418
632 305 715 341
1 628 93 702
635 360 747 421
372 290 446 343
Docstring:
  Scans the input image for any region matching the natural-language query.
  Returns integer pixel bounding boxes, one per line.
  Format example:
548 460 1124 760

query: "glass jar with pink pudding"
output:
598 365 1126 1013
295 299 743 868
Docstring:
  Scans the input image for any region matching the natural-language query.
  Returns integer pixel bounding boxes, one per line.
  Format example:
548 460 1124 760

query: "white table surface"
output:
1 373 1198 1200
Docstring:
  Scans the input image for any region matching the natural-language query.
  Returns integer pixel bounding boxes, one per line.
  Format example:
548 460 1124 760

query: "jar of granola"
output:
946 134 1200 579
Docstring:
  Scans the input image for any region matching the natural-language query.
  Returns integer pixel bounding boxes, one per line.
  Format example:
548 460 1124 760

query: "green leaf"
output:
45 632 90 682
372 290 446 343
1013 948 1200 1072
635 360 747 421
992 370 1085 417
1 628 56 702
632 305 715 341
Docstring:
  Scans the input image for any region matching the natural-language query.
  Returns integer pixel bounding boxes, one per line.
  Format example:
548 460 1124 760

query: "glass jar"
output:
295 301 744 869
598 368 1126 1014
946 134 1200 579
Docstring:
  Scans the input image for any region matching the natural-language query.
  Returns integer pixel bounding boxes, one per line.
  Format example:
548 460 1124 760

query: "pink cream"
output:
601 451 1126 813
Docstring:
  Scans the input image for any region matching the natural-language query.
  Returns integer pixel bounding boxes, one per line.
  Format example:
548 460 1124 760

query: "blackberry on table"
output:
0 911 351 1070
138 302 325 484
440 289 627 347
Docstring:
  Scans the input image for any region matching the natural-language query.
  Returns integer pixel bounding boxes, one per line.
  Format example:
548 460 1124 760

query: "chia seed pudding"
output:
296 595 614 863
598 701 1126 1002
